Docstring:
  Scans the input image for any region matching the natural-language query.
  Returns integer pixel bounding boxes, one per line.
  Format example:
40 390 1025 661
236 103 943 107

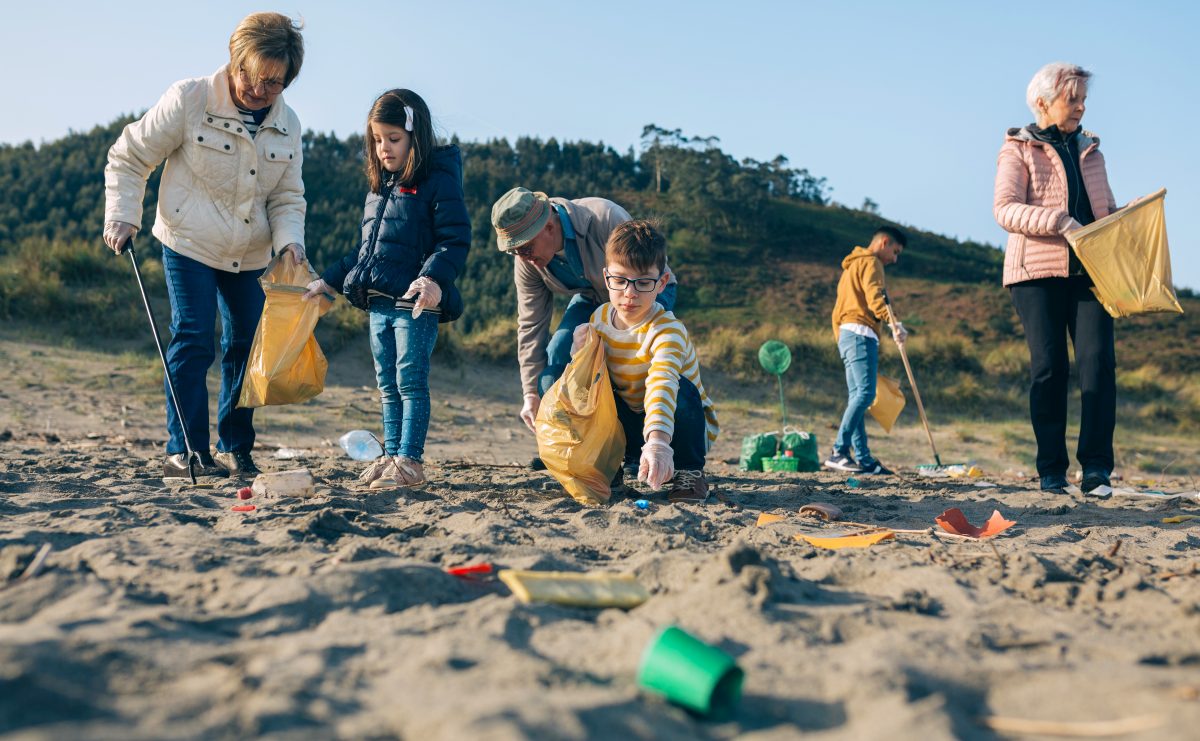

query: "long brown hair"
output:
364 89 434 192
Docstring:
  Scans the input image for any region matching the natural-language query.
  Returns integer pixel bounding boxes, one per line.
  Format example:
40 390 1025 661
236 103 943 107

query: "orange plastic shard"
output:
756 513 786 527
935 508 1016 538
795 530 894 549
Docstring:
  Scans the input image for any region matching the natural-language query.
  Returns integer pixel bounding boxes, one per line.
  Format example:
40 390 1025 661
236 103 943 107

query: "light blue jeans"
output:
368 304 439 461
834 329 879 463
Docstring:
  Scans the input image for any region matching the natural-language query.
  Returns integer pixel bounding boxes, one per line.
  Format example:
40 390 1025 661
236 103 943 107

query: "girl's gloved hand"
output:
302 278 333 301
403 276 441 318
103 221 137 254
638 438 675 491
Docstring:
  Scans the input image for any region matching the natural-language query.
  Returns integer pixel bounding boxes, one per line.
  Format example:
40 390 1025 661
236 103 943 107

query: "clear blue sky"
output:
3 0 1196 288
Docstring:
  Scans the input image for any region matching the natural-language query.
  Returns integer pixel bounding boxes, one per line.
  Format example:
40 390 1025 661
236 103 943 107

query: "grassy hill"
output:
1 118 1196 436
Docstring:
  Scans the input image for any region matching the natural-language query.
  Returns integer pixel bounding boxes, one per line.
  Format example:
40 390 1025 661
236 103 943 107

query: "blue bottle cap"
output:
635 499 650 509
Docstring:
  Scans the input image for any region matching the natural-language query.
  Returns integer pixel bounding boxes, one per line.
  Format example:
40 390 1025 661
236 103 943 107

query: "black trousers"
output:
1010 276 1116 477
613 377 708 471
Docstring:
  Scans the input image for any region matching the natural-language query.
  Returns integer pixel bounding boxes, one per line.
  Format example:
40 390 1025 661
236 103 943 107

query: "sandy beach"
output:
3 335 1200 740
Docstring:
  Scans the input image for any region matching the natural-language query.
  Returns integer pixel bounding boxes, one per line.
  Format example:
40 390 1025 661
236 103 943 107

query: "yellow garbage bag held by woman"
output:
239 253 335 408
536 326 626 505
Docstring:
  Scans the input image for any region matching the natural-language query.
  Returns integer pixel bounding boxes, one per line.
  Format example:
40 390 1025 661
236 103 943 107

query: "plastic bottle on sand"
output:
338 430 383 461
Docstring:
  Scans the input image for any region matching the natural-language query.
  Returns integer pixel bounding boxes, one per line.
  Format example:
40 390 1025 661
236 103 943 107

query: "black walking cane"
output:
120 236 198 484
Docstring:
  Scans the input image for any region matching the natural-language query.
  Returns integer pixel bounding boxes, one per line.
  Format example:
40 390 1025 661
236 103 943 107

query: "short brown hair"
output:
364 89 435 192
228 12 305 88
605 219 666 275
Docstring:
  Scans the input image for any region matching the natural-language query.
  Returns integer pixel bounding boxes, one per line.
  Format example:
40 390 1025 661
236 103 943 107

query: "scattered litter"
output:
273 447 306 460
846 477 861 489
973 482 999 488
978 713 1164 737
756 513 786 527
799 503 843 521
635 499 650 510
796 530 895 549
1162 515 1199 524
236 486 253 500
935 508 1016 538
20 543 52 580
499 569 649 608
251 468 315 499
231 505 256 512
918 464 982 479
446 563 494 577
638 625 744 718
339 430 383 461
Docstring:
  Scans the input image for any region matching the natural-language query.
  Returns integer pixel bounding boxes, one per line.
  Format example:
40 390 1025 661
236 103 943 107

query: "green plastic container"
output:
637 625 745 718
780 430 820 472
762 455 800 472
738 433 778 471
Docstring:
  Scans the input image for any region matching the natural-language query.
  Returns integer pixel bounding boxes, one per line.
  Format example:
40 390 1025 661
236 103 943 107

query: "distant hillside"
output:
2 117 1196 432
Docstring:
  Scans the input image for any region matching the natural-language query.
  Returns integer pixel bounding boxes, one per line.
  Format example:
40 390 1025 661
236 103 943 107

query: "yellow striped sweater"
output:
589 303 719 450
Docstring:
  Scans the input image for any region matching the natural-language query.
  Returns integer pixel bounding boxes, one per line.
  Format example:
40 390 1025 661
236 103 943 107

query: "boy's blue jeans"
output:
161 247 265 455
613 376 707 471
834 329 879 463
537 284 678 396
368 303 439 462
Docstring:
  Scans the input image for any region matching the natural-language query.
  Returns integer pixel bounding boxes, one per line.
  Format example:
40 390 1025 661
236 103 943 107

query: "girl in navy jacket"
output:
305 89 469 488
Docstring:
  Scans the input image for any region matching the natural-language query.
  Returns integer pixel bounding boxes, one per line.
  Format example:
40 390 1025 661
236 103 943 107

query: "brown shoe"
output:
214 450 261 476
667 470 709 503
369 457 425 490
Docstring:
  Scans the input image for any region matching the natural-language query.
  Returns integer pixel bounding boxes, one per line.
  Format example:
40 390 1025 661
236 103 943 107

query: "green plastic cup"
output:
637 626 744 717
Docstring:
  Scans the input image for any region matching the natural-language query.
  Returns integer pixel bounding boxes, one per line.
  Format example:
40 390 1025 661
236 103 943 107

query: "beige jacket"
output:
104 66 305 272
993 127 1115 286
514 197 676 396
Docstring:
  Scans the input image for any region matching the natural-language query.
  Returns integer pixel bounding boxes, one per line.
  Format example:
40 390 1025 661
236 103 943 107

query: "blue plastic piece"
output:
635 499 650 509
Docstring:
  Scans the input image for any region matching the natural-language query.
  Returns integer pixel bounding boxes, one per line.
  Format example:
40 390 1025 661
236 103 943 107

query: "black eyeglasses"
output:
506 245 534 258
604 270 661 293
237 67 285 94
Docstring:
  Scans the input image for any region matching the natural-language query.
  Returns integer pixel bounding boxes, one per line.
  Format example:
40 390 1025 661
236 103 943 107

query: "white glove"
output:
402 276 442 318
284 242 306 265
302 278 333 301
103 220 137 254
570 323 593 355
520 393 540 433
1060 216 1084 234
638 438 675 491
892 322 908 344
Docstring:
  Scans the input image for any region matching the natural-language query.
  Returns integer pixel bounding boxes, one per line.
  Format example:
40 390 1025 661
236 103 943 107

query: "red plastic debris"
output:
446 563 494 577
232 505 256 512
237 487 253 500
935 507 1016 538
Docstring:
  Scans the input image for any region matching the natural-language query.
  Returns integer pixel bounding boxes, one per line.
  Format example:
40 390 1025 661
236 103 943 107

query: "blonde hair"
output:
1026 62 1091 117
228 12 305 88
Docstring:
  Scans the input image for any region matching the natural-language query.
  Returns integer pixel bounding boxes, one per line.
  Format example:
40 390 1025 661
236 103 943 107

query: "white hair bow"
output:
404 106 414 132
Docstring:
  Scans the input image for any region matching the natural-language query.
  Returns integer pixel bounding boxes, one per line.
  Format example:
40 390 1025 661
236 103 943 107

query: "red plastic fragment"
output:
447 563 494 577
232 505 256 512
237 487 253 500
935 507 1015 538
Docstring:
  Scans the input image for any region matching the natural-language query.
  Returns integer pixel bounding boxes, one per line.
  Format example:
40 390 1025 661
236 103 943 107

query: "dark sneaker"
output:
1081 468 1111 493
858 459 894 475
164 452 227 479
667 470 709 503
1040 474 1069 491
823 452 863 473
215 449 261 476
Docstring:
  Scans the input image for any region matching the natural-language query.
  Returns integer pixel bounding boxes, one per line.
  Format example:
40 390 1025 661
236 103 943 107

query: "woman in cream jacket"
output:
103 12 306 479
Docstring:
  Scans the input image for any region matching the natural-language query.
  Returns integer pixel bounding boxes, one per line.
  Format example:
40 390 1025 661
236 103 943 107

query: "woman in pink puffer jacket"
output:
993 62 1121 495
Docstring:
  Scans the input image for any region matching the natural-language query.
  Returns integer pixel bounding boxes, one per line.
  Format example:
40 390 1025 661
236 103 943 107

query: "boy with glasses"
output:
570 220 718 502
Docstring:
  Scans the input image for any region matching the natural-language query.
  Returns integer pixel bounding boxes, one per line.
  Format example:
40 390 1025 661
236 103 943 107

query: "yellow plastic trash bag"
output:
1065 188 1184 318
535 326 626 505
238 254 335 408
868 374 905 433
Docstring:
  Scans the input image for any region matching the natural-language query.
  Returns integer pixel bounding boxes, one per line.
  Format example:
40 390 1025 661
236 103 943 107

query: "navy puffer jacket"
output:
323 145 470 321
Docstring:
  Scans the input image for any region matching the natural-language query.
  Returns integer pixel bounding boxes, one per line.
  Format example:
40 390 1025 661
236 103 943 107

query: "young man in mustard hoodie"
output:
826 226 908 475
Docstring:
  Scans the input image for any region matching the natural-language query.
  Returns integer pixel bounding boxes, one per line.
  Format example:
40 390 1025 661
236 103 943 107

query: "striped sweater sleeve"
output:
642 315 689 441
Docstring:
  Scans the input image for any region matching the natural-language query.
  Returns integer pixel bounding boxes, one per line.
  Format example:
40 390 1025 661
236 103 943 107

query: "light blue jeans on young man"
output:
368 303 439 461
834 329 879 464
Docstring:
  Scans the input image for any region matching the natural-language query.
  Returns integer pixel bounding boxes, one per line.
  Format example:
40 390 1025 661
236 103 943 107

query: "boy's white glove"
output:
103 220 137 254
891 322 908 344
302 278 333 301
638 438 675 491
570 323 593 355
520 393 540 433
403 276 441 318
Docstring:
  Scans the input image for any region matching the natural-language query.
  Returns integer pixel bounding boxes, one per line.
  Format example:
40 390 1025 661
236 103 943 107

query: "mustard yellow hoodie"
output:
831 246 890 340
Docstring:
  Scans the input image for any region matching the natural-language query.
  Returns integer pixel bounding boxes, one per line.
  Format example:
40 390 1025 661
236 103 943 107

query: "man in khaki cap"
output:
492 187 677 433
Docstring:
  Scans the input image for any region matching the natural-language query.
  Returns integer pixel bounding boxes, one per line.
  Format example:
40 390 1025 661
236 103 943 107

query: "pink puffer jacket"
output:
993 127 1117 286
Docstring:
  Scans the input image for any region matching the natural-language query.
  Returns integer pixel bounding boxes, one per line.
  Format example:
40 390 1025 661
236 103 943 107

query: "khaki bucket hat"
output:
492 187 552 252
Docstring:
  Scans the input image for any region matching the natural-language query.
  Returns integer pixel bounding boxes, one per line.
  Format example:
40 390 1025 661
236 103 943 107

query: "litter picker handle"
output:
882 293 942 467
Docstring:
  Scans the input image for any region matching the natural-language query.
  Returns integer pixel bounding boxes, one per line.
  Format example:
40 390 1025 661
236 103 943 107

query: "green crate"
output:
761 455 800 473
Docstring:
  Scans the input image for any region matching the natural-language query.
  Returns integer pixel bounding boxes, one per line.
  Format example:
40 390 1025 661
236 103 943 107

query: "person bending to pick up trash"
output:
994 62 1128 494
102 12 307 479
303 89 470 490
825 226 908 476
569 220 718 502
490 188 678 467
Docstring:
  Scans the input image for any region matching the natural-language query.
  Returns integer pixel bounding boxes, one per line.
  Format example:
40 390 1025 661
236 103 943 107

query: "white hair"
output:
1026 62 1092 117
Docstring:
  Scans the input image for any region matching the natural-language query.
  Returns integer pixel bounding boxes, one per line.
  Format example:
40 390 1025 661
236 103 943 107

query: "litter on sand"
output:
935 508 1016 538
756 513 786 527
1162 515 1199 524
795 530 895 549
231 505 256 512
446 563 494 577
799 503 843 521
498 569 650 608
917 464 980 479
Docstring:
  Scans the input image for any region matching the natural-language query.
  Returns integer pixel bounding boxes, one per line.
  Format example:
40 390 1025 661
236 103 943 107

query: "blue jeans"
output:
613 375 707 470
368 303 439 461
537 283 678 396
835 330 879 462
161 247 265 455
